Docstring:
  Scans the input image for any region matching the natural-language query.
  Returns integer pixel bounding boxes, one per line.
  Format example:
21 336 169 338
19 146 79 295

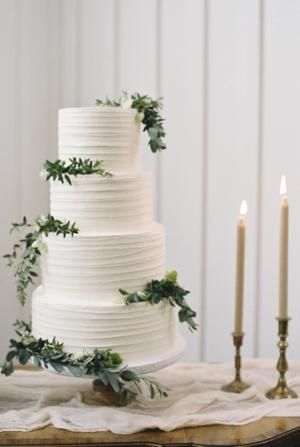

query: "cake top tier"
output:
59 107 140 174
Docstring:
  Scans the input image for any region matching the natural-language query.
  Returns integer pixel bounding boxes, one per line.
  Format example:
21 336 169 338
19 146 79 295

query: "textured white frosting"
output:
31 104 185 368
40 224 166 304
32 290 182 365
59 107 140 174
50 173 152 233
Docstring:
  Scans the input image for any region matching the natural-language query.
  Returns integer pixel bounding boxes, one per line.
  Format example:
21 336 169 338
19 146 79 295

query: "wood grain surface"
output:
1 417 300 447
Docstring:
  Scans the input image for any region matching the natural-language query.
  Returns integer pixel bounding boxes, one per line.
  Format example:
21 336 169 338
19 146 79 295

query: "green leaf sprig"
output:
1 321 168 402
119 271 197 332
42 158 112 185
3 215 79 305
96 92 166 153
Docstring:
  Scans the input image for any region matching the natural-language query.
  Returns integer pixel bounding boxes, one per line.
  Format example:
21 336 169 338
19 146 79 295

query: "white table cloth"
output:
1 359 300 434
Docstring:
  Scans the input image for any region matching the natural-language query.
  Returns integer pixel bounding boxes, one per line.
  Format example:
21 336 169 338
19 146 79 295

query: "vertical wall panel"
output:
0 1 63 354
259 0 300 358
47 1 62 161
18 0 60 322
60 0 79 106
18 0 57 218
78 0 115 105
117 0 159 216
0 0 20 361
204 0 261 361
160 0 205 361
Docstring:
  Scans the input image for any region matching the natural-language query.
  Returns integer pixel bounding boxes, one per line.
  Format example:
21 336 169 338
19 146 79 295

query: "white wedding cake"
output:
31 107 184 367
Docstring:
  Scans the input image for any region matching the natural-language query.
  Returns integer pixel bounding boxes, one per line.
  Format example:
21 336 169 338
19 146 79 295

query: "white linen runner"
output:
1 359 300 434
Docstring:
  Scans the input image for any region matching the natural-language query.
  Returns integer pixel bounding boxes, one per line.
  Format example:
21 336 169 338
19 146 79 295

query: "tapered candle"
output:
279 175 289 319
234 200 248 335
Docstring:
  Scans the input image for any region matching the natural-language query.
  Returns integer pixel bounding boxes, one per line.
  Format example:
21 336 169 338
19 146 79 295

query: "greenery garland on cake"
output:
1 321 168 402
96 92 166 153
119 271 197 332
3 215 79 305
41 158 112 185
3 114 195 400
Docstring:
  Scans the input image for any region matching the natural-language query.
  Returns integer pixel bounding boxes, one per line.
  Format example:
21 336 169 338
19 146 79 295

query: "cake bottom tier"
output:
32 287 185 367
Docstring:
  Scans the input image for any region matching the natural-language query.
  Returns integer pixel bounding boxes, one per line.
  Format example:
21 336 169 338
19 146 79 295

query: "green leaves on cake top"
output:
1 320 168 402
3 215 79 305
42 158 112 185
119 271 198 332
96 92 166 153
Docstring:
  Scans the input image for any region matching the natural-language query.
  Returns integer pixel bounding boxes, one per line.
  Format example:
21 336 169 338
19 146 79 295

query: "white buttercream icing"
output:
32 289 183 365
40 224 166 304
31 104 185 368
50 173 152 233
59 107 140 174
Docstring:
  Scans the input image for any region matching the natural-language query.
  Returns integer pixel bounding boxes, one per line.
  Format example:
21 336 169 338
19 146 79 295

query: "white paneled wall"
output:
1 0 300 363
259 0 300 358
204 0 262 361
160 0 205 360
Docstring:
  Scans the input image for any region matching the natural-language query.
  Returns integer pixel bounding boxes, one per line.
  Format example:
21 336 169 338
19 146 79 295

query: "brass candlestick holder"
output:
222 333 250 393
266 317 298 400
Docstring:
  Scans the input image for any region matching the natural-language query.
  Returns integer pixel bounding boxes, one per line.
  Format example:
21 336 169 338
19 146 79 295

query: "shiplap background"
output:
1 0 300 363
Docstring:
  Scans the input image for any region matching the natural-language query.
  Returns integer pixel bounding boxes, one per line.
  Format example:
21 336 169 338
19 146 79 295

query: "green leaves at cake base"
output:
3 215 79 305
119 271 197 332
1 321 168 402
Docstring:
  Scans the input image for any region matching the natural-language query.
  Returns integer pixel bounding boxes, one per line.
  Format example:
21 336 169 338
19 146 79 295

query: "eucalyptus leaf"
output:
33 356 41 367
97 371 109 386
120 369 138 382
107 373 121 393
149 383 155 399
67 365 84 377
6 350 16 362
148 127 159 139
18 349 31 365
50 361 64 373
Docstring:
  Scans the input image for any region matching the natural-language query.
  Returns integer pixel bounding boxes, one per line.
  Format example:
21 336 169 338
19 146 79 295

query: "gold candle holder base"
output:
266 317 298 400
222 333 250 393
265 384 297 400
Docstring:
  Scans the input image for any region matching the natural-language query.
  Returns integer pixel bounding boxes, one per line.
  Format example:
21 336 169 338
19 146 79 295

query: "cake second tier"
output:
50 173 152 233
40 223 166 304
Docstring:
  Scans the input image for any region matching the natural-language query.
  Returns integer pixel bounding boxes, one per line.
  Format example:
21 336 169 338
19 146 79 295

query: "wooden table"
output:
1 417 300 446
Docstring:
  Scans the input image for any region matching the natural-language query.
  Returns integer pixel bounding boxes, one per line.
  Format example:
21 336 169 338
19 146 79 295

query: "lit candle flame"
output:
240 200 248 217
280 175 287 196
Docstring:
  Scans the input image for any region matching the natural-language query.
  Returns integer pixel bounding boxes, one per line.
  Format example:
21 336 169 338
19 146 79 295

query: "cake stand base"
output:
82 379 127 406
82 341 185 406
34 338 185 406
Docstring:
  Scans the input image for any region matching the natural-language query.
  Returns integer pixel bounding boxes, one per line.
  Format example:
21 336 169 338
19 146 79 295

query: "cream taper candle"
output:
279 175 289 319
234 200 248 335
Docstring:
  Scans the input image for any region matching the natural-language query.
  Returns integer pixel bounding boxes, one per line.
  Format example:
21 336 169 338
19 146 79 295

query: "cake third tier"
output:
40 223 166 304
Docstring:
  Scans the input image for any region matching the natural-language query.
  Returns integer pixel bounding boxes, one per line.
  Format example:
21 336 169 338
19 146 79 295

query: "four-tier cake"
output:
32 106 185 367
